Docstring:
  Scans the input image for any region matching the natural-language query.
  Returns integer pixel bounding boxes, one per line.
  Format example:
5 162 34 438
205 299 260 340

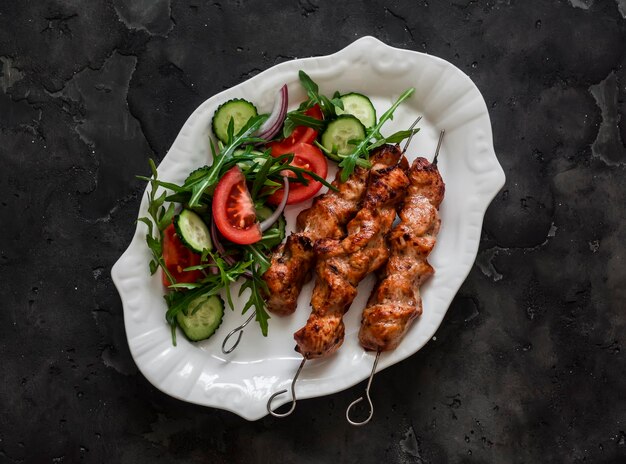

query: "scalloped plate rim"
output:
112 35 505 421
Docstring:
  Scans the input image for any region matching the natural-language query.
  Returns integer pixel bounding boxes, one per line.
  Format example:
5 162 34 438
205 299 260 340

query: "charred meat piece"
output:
262 165 369 316
359 156 445 352
263 148 400 316
294 145 410 358
262 234 315 316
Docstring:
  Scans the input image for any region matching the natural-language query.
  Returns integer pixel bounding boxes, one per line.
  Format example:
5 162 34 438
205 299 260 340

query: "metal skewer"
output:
433 129 445 165
401 116 423 154
346 350 381 426
221 312 255 354
345 129 446 426
267 357 307 417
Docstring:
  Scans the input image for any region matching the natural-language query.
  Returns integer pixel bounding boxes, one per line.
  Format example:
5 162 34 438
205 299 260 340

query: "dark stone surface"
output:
1 1 625 462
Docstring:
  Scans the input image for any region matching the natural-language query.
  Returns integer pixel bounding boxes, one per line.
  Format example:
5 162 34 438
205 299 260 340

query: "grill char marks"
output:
262 164 370 316
294 145 410 359
359 156 445 352
262 145 406 317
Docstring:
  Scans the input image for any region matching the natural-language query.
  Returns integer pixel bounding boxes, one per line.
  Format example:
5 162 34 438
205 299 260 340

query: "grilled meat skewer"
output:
294 145 410 359
262 166 369 316
359 156 445 352
263 148 397 316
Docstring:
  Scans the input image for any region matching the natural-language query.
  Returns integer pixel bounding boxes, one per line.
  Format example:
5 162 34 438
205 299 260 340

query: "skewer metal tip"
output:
346 351 381 426
267 357 307 418
401 116 423 154
221 312 255 354
432 129 445 165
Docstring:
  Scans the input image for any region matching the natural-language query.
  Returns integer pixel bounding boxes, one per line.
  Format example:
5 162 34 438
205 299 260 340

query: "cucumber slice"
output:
212 99 258 143
177 294 224 341
174 209 212 253
256 206 286 248
336 93 377 128
320 115 366 156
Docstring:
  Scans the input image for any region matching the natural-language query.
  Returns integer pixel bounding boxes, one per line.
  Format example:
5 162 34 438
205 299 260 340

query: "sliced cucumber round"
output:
212 99 258 143
335 93 376 128
177 294 224 341
256 206 286 248
321 115 366 156
174 209 212 253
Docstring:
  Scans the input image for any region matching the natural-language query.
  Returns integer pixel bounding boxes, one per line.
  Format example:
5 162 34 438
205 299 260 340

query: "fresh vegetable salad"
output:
139 71 416 345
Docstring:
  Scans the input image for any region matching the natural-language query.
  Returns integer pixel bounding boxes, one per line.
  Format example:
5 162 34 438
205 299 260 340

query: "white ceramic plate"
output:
112 36 505 420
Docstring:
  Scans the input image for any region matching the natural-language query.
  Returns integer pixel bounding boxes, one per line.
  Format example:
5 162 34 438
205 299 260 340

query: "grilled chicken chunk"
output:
262 164 369 316
294 145 410 359
263 147 401 316
359 157 445 352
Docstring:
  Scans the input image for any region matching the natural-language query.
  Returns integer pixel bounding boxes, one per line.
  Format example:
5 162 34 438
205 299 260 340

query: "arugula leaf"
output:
136 176 185 194
244 244 271 272
137 162 175 284
313 140 341 162
238 261 271 336
384 128 420 144
180 166 211 190
330 90 344 111
299 70 319 102
250 149 277 199
187 114 268 207
282 116 297 139
165 286 210 326
298 70 338 119
338 87 416 182
284 112 325 132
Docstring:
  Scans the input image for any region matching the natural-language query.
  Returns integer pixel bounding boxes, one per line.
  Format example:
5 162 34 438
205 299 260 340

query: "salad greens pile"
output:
287 71 418 181
138 117 331 342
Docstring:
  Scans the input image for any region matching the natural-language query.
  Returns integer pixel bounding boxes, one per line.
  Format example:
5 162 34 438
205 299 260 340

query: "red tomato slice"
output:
213 166 262 245
267 142 328 205
268 105 323 151
161 223 203 286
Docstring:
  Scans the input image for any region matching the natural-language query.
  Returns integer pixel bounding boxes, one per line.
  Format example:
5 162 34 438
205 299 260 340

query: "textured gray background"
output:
1 1 625 463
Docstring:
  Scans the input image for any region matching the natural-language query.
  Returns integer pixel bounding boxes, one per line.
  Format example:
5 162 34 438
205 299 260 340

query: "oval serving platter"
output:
112 36 505 420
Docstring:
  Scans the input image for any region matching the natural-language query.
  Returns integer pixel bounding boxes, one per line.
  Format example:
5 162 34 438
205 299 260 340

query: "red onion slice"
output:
204 258 220 275
210 218 236 266
210 214 253 279
259 177 289 232
256 84 288 141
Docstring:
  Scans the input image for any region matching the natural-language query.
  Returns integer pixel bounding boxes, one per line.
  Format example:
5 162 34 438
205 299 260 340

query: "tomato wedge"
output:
213 166 262 245
268 104 323 152
161 223 203 286
267 142 328 205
